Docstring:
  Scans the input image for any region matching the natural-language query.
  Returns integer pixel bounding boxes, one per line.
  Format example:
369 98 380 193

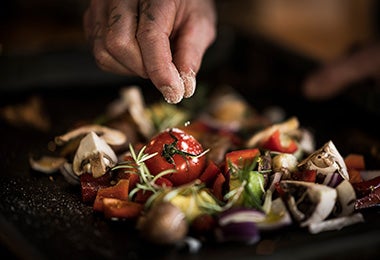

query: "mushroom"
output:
55 124 127 146
29 155 67 174
72 132 118 178
278 180 337 227
107 86 154 139
138 201 188 245
297 140 349 182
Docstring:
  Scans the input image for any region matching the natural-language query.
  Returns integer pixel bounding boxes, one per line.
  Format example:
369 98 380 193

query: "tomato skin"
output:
144 128 207 186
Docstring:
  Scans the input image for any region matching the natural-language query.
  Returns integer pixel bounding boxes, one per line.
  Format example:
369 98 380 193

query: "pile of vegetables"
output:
30 86 380 252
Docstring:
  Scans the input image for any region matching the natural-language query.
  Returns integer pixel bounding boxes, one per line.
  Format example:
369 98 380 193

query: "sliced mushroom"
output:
120 86 154 139
72 132 118 178
297 140 349 181
279 180 337 227
55 124 127 146
29 155 66 174
308 213 364 234
107 86 154 139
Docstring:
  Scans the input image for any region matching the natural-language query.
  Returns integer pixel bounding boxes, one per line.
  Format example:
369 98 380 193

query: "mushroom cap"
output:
72 131 118 178
298 140 349 181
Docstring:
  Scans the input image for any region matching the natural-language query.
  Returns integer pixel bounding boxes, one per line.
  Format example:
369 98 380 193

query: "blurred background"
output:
1 0 379 92
1 0 380 152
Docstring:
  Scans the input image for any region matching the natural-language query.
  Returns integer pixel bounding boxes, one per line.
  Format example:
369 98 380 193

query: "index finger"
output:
136 1 184 104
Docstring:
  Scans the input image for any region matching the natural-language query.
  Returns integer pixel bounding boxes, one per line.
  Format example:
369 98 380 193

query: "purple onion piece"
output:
326 172 344 188
215 221 260 245
60 162 80 185
216 208 263 244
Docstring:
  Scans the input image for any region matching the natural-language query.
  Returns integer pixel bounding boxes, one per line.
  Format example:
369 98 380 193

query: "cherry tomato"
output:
144 128 207 186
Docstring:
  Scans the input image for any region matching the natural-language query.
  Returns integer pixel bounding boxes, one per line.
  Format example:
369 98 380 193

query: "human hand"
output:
83 0 217 104
302 44 380 100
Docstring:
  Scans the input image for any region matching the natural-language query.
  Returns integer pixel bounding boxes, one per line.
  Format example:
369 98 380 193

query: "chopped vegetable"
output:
29 85 375 253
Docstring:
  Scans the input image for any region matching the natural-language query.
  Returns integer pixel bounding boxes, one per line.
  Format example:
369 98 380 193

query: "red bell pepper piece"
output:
199 160 222 187
212 172 226 201
93 179 130 211
291 170 317 183
261 129 298 153
80 172 112 203
102 198 144 219
225 148 260 172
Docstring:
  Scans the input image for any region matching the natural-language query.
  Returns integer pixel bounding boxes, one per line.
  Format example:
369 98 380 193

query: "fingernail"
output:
161 85 183 104
181 70 196 98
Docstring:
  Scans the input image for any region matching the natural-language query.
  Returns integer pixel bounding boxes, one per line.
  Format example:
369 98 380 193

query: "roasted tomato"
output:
144 128 207 186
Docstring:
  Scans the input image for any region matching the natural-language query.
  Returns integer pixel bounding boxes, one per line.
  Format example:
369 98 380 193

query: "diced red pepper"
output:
261 129 298 153
344 153 365 183
93 179 130 211
102 198 144 219
199 160 222 187
225 148 260 172
291 170 317 183
344 154 366 171
80 172 112 203
212 173 226 201
133 190 153 204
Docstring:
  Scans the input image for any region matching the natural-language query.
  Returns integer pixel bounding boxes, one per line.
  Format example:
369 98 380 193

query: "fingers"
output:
84 0 217 104
137 0 185 104
303 45 380 100
172 3 217 97
84 0 147 77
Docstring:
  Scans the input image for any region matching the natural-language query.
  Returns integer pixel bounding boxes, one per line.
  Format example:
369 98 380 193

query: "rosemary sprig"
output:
111 143 176 201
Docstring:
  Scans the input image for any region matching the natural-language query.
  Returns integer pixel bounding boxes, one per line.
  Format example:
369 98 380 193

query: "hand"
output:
302 44 380 100
83 0 217 104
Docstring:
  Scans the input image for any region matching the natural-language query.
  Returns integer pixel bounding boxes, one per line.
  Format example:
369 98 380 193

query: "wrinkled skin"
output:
84 0 379 103
83 0 217 104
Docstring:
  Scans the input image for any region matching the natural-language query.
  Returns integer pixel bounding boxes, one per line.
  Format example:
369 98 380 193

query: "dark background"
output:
1 1 380 259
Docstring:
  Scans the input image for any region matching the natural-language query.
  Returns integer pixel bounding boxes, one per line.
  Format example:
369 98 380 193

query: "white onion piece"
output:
308 213 364 234
333 180 356 217
256 198 292 231
267 172 283 193
219 208 266 226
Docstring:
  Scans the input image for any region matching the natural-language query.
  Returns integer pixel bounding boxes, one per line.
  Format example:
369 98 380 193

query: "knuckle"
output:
104 33 139 59
93 48 110 69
